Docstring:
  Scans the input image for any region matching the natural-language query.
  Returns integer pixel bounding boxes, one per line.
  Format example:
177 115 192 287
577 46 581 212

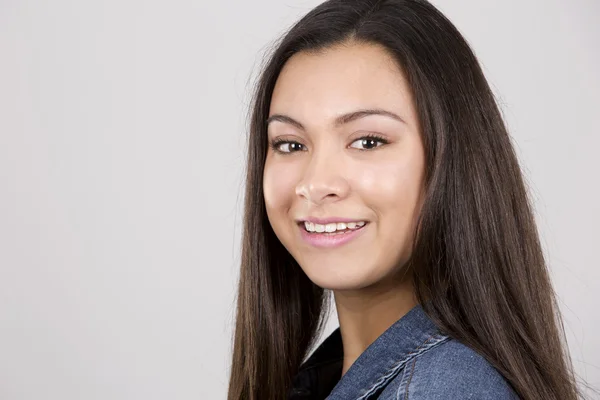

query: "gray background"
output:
0 0 598 398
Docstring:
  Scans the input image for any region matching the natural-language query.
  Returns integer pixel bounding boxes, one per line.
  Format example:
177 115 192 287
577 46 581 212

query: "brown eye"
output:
349 135 388 150
270 140 305 153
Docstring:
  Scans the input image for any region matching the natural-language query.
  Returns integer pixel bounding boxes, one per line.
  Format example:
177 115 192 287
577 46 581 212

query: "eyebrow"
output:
265 108 406 130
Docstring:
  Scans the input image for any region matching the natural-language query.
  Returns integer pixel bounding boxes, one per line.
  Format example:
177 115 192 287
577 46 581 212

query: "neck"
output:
333 272 417 377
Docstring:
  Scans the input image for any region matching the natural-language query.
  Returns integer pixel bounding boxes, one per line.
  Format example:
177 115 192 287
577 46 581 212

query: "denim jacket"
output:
288 303 520 399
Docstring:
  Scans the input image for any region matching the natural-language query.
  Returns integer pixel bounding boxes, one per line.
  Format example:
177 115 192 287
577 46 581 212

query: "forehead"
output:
269 42 415 126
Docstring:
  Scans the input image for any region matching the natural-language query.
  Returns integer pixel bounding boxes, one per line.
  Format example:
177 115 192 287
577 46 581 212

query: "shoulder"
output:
379 337 520 399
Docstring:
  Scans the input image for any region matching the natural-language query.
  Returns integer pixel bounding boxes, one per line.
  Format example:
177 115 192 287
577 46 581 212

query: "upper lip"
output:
297 217 368 225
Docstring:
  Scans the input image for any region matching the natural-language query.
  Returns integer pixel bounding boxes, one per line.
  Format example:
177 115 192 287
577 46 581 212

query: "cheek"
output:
357 151 424 209
356 147 425 250
263 159 299 215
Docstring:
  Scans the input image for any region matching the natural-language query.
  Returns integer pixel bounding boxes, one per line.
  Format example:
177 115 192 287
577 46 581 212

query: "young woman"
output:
227 0 589 399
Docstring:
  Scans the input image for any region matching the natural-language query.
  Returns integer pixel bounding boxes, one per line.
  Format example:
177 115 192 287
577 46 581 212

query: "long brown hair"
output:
227 0 593 399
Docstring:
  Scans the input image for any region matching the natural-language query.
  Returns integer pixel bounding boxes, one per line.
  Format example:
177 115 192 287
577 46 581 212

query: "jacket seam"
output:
356 332 450 400
403 357 417 400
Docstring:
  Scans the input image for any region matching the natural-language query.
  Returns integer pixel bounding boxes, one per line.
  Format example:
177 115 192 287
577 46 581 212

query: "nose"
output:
295 147 350 205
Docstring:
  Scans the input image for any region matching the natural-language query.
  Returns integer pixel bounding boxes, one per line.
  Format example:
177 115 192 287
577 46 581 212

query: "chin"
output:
301 264 378 291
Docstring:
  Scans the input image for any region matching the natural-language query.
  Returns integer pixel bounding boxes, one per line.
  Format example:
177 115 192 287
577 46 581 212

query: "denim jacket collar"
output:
289 303 448 400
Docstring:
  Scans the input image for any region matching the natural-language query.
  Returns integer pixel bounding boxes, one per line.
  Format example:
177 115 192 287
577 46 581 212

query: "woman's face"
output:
263 41 426 291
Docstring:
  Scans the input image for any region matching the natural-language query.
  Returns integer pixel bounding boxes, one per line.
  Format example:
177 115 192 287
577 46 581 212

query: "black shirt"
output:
288 328 344 399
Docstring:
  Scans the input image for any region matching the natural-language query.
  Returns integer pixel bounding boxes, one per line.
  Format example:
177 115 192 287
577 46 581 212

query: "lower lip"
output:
298 223 368 248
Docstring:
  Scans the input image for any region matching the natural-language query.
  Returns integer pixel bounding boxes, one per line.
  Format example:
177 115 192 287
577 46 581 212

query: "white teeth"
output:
303 221 366 233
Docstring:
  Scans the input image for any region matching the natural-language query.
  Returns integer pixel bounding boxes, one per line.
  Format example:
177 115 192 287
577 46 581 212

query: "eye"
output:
349 134 389 150
269 140 306 154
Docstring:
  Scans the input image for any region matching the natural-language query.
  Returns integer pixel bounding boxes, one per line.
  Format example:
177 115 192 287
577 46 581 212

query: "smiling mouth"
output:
299 221 369 234
296 220 369 248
